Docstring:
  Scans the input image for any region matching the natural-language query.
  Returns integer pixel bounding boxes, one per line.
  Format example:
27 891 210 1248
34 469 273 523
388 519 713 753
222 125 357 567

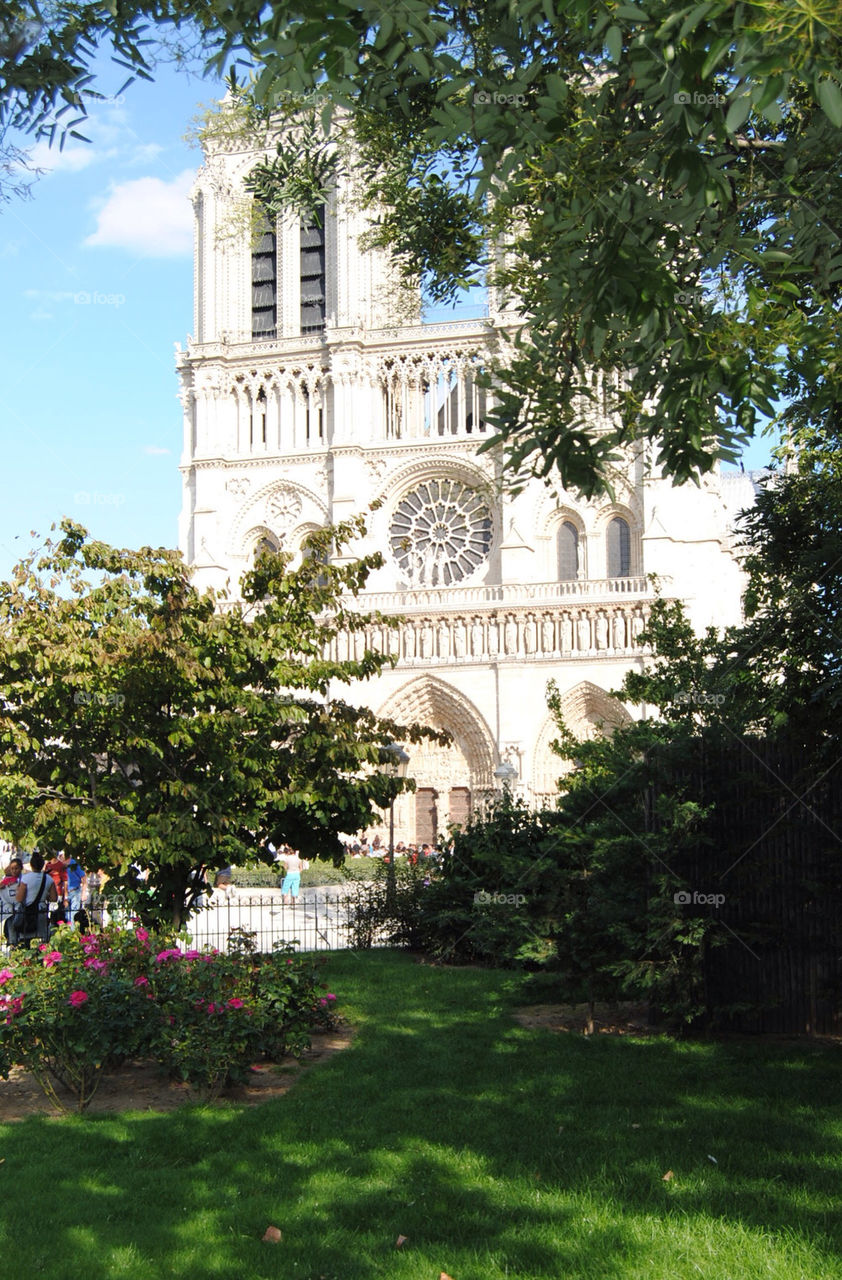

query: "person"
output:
0 859 22 946
64 854 88 922
278 848 309 905
14 851 57 946
44 850 69 913
212 866 235 902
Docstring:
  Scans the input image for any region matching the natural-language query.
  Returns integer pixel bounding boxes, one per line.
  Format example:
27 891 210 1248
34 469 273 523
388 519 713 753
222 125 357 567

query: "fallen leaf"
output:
707 1154 718 1164
662 1170 674 1182
440 1273 455 1279
395 1234 408 1249
262 1225 282 1243
631 1123 640 1129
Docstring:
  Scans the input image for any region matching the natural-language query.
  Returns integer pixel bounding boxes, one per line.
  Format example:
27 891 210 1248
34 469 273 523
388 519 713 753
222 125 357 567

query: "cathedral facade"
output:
177 124 753 843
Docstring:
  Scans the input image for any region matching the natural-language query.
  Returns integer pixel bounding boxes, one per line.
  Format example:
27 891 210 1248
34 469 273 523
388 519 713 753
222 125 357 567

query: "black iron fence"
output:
86 885 393 955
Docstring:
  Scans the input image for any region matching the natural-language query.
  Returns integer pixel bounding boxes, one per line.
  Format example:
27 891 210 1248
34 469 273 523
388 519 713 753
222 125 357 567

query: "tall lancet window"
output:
252 209 277 340
300 204 326 334
558 521 579 581
607 516 631 577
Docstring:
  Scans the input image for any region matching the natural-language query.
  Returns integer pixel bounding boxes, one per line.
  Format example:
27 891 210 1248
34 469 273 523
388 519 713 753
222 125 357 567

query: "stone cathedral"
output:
177 121 755 845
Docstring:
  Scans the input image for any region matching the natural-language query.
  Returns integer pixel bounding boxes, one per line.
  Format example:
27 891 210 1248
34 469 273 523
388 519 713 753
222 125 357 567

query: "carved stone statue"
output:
576 613 591 651
471 617 484 656
595 612 609 650
612 612 626 650
438 619 450 659
560 613 573 652
504 615 518 655
453 619 467 657
523 615 537 654
541 614 555 653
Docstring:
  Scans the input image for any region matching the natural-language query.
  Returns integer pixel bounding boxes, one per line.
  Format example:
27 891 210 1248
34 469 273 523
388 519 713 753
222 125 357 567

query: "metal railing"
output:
89 886 389 955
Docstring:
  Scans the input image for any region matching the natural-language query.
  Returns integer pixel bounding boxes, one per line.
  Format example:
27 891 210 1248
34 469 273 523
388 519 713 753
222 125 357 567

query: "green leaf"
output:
724 95 751 132
605 26 623 64
817 78 842 129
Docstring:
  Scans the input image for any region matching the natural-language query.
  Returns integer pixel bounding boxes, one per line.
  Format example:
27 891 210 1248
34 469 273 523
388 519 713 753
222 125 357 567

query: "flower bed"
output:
0 925 339 1112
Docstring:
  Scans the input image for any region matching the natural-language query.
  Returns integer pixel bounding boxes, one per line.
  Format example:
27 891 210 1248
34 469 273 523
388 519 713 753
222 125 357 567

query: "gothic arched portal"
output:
375 677 497 844
532 681 633 805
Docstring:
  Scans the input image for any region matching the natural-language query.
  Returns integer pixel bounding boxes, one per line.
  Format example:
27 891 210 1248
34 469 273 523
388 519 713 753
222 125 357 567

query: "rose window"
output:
390 479 493 586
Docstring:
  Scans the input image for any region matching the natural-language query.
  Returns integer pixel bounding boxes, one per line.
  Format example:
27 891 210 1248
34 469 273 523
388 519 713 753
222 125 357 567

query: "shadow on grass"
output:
1 951 841 1280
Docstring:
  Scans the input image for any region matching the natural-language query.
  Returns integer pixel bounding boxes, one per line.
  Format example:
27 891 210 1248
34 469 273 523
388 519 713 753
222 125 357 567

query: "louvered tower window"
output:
558 521 579 580
300 204 326 334
607 516 631 577
252 210 277 340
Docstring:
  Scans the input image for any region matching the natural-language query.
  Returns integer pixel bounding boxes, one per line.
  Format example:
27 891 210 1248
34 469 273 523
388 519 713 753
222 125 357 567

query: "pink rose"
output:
134 975 149 987
43 951 62 968
135 927 149 944
227 997 244 1009
0 969 14 986
68 990 89 1007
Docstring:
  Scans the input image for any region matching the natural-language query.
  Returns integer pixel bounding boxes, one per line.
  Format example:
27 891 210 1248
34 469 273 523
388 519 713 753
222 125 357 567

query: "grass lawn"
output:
2 950 841 1279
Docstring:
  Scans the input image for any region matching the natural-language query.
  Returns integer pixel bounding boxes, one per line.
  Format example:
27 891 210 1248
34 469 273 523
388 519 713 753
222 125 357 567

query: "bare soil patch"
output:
0 1026 353 1121
513 1002 660 1036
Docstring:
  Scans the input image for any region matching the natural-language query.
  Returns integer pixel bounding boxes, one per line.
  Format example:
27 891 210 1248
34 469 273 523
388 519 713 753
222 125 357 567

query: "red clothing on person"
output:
45 859 68 896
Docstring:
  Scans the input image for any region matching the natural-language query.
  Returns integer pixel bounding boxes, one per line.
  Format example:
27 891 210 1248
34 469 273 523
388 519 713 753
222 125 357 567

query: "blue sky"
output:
0 59 778 583
0 58 215 582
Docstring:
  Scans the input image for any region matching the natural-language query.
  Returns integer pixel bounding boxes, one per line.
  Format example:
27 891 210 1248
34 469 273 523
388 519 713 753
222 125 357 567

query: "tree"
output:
622 454 842 758
4 2 842 493
0 516 441 926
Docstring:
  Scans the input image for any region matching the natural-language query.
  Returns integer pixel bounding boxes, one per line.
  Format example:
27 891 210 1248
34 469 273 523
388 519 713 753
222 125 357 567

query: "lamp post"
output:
493 760 518 798
382 742 409 905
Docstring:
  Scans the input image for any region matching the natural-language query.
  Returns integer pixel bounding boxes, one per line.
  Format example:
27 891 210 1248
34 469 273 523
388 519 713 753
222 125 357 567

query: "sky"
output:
0 56 779 584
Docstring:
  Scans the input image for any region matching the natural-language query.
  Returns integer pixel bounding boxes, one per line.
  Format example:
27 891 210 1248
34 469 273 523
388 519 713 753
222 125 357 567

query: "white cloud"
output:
128 142 165 166
28 138 100 175
144 445 171 455
85 169 195 257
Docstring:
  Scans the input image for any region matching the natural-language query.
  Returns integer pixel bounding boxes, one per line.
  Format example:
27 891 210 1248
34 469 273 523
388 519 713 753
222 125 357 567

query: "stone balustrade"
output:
328 600 650 665
358 577 650 612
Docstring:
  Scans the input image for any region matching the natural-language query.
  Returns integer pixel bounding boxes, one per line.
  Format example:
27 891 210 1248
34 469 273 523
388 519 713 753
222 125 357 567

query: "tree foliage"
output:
623 455 842 757
0 517 441 925
3 2 841 492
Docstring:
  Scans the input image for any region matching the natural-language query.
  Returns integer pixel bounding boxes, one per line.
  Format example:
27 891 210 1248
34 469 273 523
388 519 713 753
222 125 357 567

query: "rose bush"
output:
0 925 339 1111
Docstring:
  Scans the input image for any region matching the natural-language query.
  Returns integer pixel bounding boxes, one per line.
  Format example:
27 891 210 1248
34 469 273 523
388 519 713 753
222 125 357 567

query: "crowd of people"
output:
344 838 437 865
0 844 92 948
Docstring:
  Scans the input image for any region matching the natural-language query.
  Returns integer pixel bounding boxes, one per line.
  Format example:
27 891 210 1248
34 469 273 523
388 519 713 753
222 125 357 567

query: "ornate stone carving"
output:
266 488 303 529
226 477 251 496
332 603 651 669
390 478 493 587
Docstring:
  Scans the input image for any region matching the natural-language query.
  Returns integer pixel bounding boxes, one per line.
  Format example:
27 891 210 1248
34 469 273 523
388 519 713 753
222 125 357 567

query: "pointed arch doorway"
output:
376 677 496 845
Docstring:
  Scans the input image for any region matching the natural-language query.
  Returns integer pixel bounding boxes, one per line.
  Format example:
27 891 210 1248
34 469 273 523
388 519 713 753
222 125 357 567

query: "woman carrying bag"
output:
13 851 57 947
